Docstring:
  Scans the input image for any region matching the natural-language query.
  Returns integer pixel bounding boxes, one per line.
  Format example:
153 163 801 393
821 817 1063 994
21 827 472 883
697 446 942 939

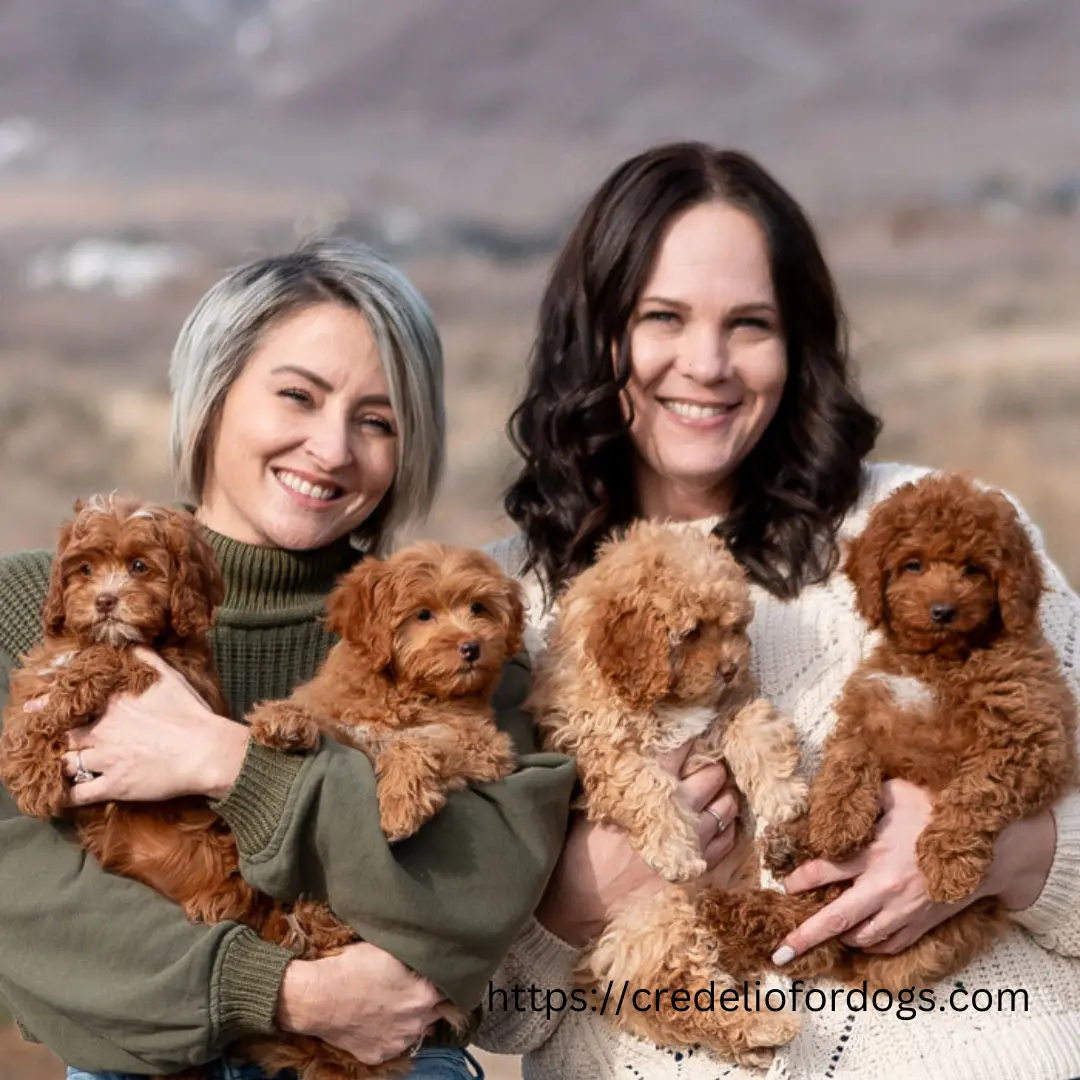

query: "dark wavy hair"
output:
504 142 882 602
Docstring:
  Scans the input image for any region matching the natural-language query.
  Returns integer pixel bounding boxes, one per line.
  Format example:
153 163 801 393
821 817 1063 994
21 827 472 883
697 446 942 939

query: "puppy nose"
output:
95 593 118 614
459 641 481 664
929 602 957 624
719 661 738 681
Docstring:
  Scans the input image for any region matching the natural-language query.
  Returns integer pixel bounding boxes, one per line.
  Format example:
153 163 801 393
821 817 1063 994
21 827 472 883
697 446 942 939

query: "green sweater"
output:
0 528 576 1073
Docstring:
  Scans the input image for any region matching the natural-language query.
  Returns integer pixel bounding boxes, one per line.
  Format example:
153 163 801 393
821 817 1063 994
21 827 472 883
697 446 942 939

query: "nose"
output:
719 660 738 681
674 325 732 384
459 640 481 664
305 417 353 472
95 593 118 614
930 602 957 625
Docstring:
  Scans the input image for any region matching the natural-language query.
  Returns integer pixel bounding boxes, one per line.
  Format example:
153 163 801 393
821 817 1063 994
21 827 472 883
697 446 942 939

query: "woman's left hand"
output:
32 648 251 805
772 778 1057 965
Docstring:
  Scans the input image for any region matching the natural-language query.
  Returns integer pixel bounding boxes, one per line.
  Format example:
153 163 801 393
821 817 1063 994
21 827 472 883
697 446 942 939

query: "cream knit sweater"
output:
477 461 1080 1080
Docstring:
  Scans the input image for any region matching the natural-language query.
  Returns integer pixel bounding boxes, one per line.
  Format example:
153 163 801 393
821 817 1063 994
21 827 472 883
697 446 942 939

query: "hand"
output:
771 779 1057 965
38 648 250 805
278 942 449 1065
536 743 742 947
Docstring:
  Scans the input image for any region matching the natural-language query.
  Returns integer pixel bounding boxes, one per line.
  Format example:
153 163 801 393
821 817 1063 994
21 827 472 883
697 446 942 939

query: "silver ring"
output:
73 750 94 785
408 1036 424 1057
705 807 728 834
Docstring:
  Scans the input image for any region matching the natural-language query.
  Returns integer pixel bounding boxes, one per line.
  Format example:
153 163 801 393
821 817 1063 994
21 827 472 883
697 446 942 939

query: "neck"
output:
634 463 734 522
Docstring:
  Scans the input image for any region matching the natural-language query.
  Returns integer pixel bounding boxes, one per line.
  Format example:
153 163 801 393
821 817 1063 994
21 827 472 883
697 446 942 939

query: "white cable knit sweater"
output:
477 462 1080 1080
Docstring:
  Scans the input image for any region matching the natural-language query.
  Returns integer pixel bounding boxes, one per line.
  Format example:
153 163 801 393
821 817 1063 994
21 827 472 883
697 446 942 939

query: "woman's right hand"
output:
535 747 742 947
277 942 448 1064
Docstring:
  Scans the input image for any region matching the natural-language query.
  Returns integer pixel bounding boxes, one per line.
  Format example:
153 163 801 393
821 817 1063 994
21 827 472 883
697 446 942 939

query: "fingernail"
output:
771 945 796 966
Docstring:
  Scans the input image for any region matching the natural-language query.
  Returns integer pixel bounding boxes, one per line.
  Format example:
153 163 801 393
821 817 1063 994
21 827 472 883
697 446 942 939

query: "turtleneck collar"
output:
198 525 362 625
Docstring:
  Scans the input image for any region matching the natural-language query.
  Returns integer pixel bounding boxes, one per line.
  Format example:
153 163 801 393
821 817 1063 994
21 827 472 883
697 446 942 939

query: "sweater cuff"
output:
514 915 583 991
210 740 305 857
1009 791 1080 938
211 927 294 1046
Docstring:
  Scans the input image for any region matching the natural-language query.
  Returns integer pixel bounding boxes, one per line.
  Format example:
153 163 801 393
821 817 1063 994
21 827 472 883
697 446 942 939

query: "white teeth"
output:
277 470 339 501
663 401 733 419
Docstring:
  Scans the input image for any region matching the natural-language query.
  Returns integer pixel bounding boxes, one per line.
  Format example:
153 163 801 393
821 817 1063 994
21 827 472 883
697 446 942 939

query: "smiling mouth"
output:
274 468 344 502
660 400 738 420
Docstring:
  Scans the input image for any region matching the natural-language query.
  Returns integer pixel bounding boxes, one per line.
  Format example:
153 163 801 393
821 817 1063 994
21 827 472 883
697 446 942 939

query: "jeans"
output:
66 1046 485 1080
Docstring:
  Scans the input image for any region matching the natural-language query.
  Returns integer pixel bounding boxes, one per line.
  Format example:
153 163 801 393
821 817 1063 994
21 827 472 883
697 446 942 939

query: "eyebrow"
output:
270 365 392 407
639 296 778 316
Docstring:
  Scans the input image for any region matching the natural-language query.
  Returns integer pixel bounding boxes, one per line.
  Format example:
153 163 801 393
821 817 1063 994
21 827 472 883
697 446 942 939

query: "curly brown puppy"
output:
532 520 808 1066
698 471 1079 994
249 541 522 843
0 493 266 928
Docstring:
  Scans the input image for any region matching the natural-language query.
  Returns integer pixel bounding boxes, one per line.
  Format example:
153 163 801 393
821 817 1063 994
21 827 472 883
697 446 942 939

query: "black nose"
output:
930 602 957 624
460 641 480 663
719 661 738 681
95 593 118 614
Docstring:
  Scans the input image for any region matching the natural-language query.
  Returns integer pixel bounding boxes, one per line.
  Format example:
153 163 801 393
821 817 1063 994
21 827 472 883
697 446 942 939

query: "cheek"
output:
739 342 787 411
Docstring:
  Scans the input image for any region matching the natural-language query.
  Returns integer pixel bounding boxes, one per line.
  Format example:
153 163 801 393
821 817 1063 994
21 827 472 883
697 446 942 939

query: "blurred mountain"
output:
1 0 1077 222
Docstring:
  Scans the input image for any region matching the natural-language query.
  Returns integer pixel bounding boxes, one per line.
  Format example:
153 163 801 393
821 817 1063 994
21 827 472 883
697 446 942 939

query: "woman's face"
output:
624 200 787 521
199 302 398 550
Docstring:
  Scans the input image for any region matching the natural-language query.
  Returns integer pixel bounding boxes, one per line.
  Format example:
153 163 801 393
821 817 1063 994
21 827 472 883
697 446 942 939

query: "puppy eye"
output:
901 558 923 574
416 609 433 622
130 559 149 575
962 564 985 577
470 601 488 617
682 624 702 643
79 564 92 577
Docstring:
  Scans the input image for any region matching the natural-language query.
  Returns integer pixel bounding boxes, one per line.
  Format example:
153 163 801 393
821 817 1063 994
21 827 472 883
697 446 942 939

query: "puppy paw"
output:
378 788 446 842
761 821 810 877
637 835 707 883
752 775 810 824
247 702 321 752
916 828 991 903
808 801 877 863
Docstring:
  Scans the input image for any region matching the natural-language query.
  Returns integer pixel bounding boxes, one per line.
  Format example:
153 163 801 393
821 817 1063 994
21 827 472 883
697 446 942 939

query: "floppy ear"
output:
325 557 394 670
163 511 225 640
42 518 77 636
842 515 893 630
987 491 1044 634
486 575 527 658
584 598 671 711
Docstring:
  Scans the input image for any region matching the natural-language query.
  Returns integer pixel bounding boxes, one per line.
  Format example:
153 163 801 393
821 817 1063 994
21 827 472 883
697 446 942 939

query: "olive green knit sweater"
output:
0 528 576 1073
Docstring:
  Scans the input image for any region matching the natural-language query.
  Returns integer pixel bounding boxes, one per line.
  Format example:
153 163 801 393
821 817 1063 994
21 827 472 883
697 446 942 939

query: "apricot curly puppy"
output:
248 541 522 844
699 472 1079 994
532 521 808 1066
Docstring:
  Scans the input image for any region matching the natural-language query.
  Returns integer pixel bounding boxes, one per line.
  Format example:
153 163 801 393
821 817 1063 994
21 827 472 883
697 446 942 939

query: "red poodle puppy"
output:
248 540 523 843
0 493 268 928
698 472 1078 994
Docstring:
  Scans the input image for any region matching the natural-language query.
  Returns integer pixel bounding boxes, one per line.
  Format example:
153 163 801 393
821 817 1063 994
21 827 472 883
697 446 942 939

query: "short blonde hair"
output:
169 237 445 550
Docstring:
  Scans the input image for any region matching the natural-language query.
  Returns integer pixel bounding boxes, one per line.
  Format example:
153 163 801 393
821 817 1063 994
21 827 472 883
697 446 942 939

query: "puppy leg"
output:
434 723 517 788
583 755 705 882
247 700 322 752
374 733 457 841
720 698 808 824
761 815 814 880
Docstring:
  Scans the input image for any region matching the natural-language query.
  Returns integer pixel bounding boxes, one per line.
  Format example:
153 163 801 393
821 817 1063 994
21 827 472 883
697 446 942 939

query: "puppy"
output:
248 541 523 844
0 493 267 929
698 472 1078 994
531 521 808 1065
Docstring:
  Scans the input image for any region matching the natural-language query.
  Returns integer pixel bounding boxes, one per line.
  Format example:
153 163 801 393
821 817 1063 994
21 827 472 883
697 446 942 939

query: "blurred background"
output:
0 0 1077 1077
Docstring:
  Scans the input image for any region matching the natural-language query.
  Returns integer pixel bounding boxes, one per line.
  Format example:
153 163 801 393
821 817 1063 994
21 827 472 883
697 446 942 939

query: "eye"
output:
130 559 149 575
470 601 488 617
731 315 772 332
962 564 986 577
416 609 433 622
79 564 92 577
639 309 681 326
355 414 396 436
901 558 923 574
681 623 702 643
279 388 314 406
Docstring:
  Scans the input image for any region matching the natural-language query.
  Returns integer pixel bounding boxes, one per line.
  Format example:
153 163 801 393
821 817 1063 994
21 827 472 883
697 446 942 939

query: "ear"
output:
325 557 394 670
988 491 1044 634
584 599 671 711
487 576 527 658
42 519 76 636
842 516 893 630
164 512 224 639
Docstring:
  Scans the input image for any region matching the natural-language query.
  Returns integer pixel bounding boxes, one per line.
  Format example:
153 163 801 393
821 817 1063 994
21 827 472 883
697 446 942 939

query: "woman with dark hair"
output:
476 143 1080 1078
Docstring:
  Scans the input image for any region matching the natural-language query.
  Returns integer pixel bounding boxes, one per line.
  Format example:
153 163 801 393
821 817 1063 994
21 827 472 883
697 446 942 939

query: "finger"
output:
782 852 865 895
65 775 113 807
22 696 47 714
771 888 880 965
695 790 739 847
66 724 100 752
679 764 730 813
840 910 894 948
701 822 738 867
132 647 173 675
657 741 695 775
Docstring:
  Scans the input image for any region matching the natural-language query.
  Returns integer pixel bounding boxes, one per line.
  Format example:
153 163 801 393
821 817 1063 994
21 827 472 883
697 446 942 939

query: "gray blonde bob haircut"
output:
169 236 445 550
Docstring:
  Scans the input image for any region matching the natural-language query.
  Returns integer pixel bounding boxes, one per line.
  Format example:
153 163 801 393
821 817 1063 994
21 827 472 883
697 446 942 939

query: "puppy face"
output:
43 494 225 645
326 541 525 698
566 522 754 715
844 473 1044 652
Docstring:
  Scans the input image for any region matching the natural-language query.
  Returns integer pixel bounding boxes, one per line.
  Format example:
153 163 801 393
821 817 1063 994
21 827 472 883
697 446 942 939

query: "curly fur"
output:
697 472 1079 999
531 521 808 1065
242 542 525 1077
